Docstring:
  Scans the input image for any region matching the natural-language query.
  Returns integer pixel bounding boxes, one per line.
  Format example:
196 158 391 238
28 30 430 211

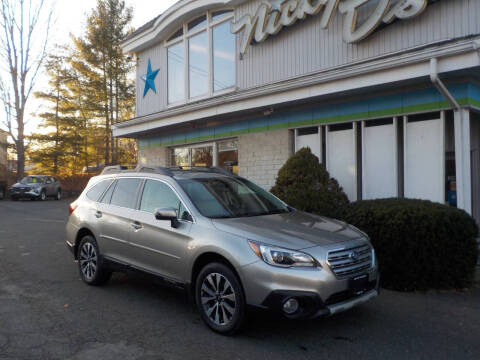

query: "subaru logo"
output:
349 251 359 260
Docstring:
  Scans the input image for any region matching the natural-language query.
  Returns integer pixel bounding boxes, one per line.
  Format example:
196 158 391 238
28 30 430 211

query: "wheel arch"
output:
74 227 96 260
190 252 245 304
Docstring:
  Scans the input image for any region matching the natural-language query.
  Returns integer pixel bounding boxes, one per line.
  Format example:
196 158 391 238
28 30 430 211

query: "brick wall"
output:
138 146 168 166
238 129 293 190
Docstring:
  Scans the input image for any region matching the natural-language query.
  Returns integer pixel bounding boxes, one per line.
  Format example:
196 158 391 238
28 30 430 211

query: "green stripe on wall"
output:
138 97 478 150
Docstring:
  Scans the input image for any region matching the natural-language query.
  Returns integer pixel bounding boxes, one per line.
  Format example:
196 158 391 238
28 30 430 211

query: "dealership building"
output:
114 0 480 223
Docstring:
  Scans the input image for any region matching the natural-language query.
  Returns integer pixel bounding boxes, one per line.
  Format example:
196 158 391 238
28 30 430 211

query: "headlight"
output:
248 240 319 268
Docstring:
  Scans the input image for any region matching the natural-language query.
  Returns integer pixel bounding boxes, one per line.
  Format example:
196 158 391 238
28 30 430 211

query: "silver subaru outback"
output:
66 165 379 334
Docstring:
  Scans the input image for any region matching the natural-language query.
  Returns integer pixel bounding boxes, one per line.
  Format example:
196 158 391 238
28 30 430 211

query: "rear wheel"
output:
195 262 246 335
77 235 111 286
55 189 61 200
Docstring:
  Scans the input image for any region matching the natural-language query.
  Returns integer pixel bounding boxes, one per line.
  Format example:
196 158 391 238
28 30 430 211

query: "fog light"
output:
282 298 299 314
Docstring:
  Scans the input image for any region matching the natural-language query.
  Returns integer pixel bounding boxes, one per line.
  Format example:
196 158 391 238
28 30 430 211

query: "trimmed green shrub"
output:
271 147 349 219
344 198 478 291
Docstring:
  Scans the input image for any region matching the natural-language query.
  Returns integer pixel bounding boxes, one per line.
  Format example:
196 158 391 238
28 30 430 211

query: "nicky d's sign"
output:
231 0 429 56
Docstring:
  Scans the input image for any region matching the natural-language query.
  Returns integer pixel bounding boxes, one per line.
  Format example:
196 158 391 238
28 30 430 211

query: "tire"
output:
77 235 112 286
195 262 246 335
0 188 4 200
40 190 46 201
11 196 18 201
55 189 61 200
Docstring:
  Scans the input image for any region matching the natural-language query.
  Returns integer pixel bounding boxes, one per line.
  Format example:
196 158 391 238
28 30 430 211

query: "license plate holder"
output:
349 274 368 295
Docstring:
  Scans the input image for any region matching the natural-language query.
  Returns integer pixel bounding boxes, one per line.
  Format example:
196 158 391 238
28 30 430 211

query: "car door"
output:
128 179 193 282
95 177 142 264
46 177 55 195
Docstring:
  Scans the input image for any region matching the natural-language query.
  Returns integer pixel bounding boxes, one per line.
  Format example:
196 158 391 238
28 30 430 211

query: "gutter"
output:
429 57 460 110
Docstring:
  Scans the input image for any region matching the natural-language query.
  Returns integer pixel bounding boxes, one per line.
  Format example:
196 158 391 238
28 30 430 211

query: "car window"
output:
110 178 142 209
100 180 116 204
86 180 112 201
140 180 189 219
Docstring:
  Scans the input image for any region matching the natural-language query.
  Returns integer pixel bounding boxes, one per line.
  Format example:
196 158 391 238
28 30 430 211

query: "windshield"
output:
20 176 44 185
178 176 290 219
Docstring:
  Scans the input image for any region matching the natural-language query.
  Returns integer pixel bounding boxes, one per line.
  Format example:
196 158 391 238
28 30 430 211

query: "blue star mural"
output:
141 59 160 97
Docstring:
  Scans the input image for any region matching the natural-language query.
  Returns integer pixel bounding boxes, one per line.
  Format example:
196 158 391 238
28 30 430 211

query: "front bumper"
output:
10 190 41 199
240 249 379 319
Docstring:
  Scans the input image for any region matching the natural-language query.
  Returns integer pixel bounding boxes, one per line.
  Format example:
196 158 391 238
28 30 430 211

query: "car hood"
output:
212 210 365 250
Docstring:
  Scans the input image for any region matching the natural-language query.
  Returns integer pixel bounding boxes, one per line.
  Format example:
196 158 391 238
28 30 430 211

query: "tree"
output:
0 0 53 179
30 49 83 175
271 147 350 219
71 0 134 166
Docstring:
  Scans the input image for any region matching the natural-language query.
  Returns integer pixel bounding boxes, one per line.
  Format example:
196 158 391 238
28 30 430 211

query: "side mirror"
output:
154 208 179 228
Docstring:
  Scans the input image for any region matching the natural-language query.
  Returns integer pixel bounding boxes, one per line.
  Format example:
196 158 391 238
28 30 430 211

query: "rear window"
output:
109 178 142 209
86 180 112 201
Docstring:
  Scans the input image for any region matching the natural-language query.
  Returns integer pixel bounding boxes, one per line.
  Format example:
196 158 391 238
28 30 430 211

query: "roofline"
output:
121 0 246 54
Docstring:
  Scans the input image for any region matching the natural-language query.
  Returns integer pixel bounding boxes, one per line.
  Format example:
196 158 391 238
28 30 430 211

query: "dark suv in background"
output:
10 175 62 201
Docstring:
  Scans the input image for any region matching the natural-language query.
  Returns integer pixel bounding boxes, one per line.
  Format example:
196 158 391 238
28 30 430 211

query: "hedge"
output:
271 147 349 219
344 199 478 291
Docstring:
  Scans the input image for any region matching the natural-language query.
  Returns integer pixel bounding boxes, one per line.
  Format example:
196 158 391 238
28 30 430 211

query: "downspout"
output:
429 58 459 110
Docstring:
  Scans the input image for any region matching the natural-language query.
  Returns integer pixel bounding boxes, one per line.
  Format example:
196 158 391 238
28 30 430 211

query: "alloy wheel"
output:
79 242 98 281
200 272 236 326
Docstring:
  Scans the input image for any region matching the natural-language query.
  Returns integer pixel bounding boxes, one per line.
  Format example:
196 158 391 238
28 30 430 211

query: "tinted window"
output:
86 180 112 201
140 180 188 219
100 180 116 204
110 178 142 209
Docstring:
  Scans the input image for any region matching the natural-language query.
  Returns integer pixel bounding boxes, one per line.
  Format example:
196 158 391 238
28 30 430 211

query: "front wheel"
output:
195 262 246 335
77 235 111 286
0 188 4 200
40 190 46 201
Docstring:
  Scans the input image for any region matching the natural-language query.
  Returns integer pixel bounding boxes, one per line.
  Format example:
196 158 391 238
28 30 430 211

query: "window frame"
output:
137 178 195 224
165 9 236 107
103 177 144 210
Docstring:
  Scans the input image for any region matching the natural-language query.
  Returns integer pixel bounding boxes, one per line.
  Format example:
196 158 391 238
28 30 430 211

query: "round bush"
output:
344 198 478 291
270 147 349 220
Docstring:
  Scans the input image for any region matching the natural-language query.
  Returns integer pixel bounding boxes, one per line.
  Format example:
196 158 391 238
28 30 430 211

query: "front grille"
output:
327 244 372 278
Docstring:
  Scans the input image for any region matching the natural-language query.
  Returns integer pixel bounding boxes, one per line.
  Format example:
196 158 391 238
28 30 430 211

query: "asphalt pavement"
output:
0 199 479 360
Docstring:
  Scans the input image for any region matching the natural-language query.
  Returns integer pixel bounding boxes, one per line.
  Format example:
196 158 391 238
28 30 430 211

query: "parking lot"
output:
0 199 479 360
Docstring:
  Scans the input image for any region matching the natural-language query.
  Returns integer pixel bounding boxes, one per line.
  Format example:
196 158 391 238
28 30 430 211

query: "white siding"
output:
404 117 445 203
362 122 397 200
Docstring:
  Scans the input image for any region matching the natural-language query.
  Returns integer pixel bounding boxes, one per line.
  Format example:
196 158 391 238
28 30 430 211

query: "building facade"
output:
115 0 480 222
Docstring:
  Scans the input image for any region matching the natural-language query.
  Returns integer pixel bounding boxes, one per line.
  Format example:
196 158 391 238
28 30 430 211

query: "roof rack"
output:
135 165 174 176
168 166 235 176
101 165 130 175
100 165 235 177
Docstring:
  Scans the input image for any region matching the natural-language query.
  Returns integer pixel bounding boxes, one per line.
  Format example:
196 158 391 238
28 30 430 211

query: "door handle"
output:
95 211 102 219
131 221 143 230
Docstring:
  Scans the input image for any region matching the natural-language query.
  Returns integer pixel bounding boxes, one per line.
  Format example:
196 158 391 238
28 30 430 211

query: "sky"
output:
21 0 179 136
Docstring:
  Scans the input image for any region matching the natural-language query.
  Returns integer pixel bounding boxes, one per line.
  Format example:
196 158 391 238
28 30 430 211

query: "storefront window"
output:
192 146 213 167
167 42 185 104
170 139 238 173
213 21 235 92
171 148 189 167
189 31 209 98
218 139 238 174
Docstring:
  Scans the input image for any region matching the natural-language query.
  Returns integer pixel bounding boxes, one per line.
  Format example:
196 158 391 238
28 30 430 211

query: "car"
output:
10 175 62 201
66 165 379 335
0 180 6 200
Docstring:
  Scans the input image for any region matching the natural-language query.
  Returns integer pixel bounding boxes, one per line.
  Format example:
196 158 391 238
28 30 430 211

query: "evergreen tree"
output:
71 0 135 166
30 49 82 175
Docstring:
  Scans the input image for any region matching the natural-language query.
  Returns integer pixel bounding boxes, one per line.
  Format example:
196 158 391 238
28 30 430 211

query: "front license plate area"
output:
349 274 368 295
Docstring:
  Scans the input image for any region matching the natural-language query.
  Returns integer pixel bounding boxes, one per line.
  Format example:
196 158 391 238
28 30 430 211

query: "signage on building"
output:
231 0 429 56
